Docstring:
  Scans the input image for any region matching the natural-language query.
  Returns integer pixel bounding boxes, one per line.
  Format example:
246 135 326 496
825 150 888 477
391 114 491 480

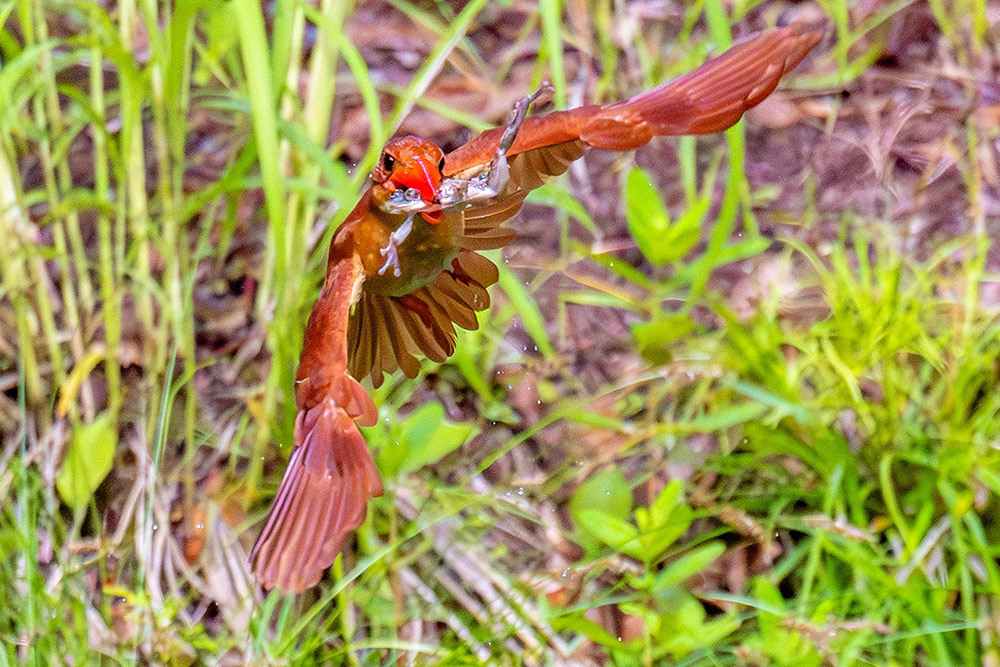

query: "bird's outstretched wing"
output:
250 253 382 592
346 25 822 389
348 249 499 387
444 24 822 231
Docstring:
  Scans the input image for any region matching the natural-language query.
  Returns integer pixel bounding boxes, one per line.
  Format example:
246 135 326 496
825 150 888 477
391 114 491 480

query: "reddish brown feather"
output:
347 252 500 385
444 24 821 173
254 26 821 593
250 400 381 592
584 25 821 145
250 255 382 593
345 27 820 392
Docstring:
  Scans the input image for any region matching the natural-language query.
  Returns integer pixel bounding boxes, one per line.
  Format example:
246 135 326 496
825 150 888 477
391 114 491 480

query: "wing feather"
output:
337 25 821 404
445 24 821 226
250 253 383 593
349 251 498 385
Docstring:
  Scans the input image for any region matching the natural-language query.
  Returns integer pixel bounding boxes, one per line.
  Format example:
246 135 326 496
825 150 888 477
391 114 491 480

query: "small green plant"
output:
559 474 735 662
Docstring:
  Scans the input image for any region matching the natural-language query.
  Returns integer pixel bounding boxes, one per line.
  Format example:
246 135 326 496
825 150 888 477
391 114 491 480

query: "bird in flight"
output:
249 25 822 592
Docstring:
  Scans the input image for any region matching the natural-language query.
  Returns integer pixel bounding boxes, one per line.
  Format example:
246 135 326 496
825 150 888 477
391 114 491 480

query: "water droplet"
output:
517 487 524 495
561 568 569 578
196 523 204 530
605 489 611 495
617 636 622 642
152 524 158 530
537 399 541 405
507 384 513 390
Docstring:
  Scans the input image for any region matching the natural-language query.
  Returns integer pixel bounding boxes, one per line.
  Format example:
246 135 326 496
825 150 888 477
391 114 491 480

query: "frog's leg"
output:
440 84 553 207
377 213 416 277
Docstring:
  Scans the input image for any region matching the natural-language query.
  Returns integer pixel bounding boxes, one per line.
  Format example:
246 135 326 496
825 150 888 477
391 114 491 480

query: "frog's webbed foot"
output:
486 83 553 193
438 83 553 208
378 213 415 278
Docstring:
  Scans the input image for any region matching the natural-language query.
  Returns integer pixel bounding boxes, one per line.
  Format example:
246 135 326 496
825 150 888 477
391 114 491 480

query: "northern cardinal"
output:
250 25 822 592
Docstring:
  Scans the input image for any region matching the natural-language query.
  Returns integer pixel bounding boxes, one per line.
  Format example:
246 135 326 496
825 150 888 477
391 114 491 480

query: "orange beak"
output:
388 155 441 204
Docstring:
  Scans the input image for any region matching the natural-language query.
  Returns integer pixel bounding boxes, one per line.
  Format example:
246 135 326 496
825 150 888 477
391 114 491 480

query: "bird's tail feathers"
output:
249 378 382 592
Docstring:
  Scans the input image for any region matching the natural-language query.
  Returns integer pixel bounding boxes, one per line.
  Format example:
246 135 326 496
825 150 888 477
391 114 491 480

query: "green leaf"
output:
650 479 685 527
682 401 768 432
570 469 635 553
642 505 693 558
233 0 287 289
398 404 475 474
550 614 622 648
654 542 726 590
576 509 639 547
632 312 694 364
570 468 632 525
378 403 476 478
624 480 695 559
625 167 704 265
57 413 116 512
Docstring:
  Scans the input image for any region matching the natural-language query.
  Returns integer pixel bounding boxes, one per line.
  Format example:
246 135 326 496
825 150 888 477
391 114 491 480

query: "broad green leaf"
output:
550 614 621 648
570 467 632 527
577 509 639 547
378 403 476 478
654 586 740 658
57 412 116 512
632 313 694 365
625 167 704 265
657 614 740 659
650 479 685 527
625 167 670 263
642 505 693 558
654 541 726 590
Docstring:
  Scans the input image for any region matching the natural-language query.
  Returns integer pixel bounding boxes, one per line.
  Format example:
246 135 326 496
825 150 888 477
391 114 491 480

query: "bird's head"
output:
371 136 445 223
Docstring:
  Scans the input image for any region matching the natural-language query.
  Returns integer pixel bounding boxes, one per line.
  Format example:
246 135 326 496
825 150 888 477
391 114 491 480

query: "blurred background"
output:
2 0 999 664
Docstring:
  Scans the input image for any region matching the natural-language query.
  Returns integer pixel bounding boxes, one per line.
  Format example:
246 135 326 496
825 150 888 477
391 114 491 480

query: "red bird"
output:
250 25 822 592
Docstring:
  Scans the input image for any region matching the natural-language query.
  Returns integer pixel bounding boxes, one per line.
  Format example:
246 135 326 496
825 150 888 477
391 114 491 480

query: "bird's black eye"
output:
382 153 395 171
438 156 445 172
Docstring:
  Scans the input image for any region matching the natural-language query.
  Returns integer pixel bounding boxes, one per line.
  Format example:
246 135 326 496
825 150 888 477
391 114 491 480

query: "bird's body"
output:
250 25 822 592
352 206 466 297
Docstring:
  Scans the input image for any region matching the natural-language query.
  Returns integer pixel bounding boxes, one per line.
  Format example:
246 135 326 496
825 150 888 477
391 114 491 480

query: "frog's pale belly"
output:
360 210 462 297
